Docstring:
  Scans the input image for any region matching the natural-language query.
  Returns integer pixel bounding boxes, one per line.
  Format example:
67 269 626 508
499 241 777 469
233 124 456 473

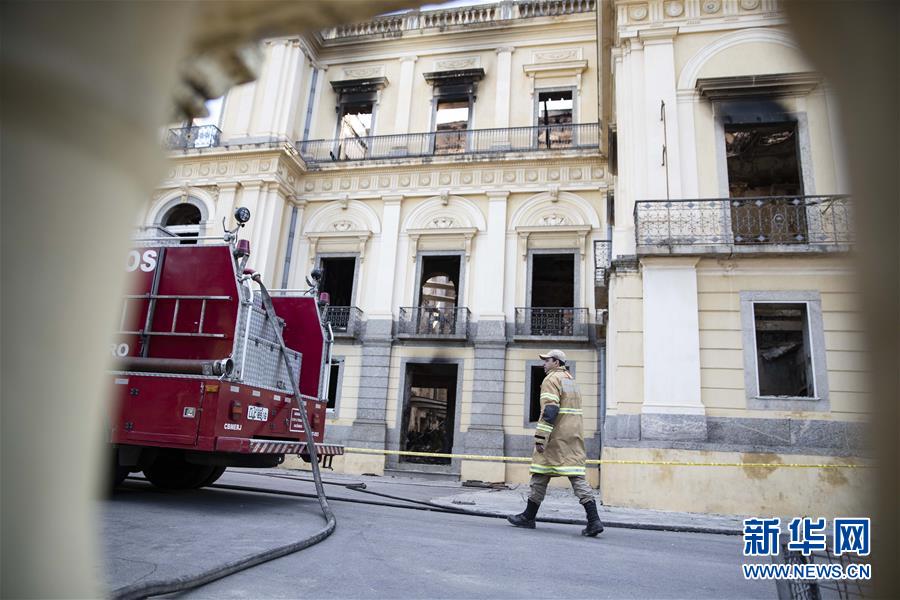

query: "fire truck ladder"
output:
118 293 232 355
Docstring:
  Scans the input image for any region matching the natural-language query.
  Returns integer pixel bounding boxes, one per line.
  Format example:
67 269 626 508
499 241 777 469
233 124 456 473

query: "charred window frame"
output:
739 291 830 412
330 77 387 160
712 99 815 198
424 68 484 154
325 356 345 416
524 360 576 428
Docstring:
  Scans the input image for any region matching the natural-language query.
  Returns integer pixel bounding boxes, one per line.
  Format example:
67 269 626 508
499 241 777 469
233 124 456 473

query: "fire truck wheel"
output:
143 454 216 490
195 466 226 488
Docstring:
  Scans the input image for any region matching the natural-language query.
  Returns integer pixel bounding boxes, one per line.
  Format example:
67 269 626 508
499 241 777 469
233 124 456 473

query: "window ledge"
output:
753 396 822 403
512 335 590 343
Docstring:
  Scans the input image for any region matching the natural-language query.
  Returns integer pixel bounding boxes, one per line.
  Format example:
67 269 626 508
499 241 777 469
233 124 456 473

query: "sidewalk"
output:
429 484 747 535
275 467 747 535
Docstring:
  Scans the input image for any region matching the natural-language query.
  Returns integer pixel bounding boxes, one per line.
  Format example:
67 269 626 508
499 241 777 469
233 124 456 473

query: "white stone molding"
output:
402 194 487 233
677 28 801 90
508 190 601 231
302 198 381 263
146 186 216 228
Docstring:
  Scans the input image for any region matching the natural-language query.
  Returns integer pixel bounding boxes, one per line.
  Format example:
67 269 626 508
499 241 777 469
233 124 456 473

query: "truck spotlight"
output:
234 206 251 224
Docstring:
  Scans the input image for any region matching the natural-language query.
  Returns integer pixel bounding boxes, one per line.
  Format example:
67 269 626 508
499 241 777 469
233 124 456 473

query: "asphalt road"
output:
101 471 773 599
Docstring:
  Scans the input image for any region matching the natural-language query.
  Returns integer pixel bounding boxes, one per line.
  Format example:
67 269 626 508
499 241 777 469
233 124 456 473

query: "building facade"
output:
145 0 868 516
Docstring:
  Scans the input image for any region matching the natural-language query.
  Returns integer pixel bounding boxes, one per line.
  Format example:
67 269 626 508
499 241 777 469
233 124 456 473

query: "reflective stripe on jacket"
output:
531 366 586 477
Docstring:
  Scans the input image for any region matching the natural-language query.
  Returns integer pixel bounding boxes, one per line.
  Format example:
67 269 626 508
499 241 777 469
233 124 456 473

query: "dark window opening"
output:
402 363 458 465
537 90 573 149
725 122 802 198
528 365 546 422
319 257 356 307
529 253 576 336
161 203 201 244
434 98 469 155
326 361 341 410
531 253 574 308
754 303 814 398
726 121 807 244
336 102 373 160
417 255 460 335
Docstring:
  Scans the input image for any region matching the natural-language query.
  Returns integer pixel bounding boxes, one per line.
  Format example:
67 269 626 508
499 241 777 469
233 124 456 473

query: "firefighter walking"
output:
507 350 604 537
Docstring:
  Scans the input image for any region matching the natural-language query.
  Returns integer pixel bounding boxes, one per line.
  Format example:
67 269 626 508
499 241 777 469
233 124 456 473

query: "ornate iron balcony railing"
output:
165 125 222 150
320 0 596 40
324 306 363 337
398 306 470 338
298 122 599 163
634 195 853 253
594 240 612 285
514 307 589 338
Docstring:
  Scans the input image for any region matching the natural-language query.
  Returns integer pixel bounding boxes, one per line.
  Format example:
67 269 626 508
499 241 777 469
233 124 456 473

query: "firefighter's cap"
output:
538 349 567 363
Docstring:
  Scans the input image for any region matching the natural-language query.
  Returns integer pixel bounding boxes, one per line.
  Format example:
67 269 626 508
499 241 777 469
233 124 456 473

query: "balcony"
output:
514 307 589 341
634 195 853 256
165 125 222 150
297 123 600 164
593 240 611 310
398 306 470 340
320 0 596 41
324 306 363 339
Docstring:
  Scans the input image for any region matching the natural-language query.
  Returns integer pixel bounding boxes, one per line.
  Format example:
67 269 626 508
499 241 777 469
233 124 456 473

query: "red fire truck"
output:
109 208 343 489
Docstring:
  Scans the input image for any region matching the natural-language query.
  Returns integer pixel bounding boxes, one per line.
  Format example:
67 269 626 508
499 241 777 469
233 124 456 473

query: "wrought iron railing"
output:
324 306 363 337
165 125 222 150
634 195 853 252
398 306 470 338
594 240 612 285
298 122 599 163
515 307 589 338
320 0 596 40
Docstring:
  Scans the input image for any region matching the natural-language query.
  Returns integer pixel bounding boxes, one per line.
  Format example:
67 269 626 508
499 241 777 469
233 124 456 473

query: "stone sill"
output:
512 335 590 343
636 244 853 257
396 333 469 342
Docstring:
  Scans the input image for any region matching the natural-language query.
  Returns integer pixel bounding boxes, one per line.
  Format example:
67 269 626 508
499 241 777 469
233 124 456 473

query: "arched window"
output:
161 202 202 243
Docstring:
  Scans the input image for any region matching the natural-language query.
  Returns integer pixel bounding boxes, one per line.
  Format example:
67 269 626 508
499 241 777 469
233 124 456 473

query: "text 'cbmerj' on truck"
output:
108 207 343 489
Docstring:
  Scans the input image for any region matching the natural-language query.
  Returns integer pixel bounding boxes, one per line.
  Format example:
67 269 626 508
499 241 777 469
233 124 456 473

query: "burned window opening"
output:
529 253 576 336
326 360 341 410
417 255 461 335
753 303 814 398
528 365 545 422
335 102 374 160
161 203 201 244
434 98 470 155
319 257 356 307
401 363 458 465
537 90 574 148
726 121 807 244
531 253 575 308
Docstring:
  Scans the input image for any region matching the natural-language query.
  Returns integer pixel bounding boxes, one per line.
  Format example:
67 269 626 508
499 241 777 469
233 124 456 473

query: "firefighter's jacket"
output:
531 367 586 477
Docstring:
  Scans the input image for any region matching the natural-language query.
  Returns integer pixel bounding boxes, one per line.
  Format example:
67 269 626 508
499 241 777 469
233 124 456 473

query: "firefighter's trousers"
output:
528 473 595 505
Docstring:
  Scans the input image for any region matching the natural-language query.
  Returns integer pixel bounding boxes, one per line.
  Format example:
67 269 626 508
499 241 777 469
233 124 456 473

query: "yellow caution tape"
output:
342 447 871 469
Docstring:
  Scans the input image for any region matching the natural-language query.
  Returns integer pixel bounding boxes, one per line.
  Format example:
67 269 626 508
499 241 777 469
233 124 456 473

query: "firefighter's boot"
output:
581 500 604 537
507 500 540 529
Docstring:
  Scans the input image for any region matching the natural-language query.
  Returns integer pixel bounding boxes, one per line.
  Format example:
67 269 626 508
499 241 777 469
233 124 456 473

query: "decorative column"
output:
640 28 682 200
494 47 514 129
345 194 402 475
393 56 418 135
214 182 239 228
249 39 307 139
463 190 509 483
640 257 706 441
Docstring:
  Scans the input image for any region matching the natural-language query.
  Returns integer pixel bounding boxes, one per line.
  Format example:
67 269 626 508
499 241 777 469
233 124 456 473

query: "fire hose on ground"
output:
110 276 335 600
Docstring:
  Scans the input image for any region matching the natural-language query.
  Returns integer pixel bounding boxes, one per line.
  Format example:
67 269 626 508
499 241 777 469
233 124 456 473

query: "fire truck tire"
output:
143 454 215 490
195 466 226 488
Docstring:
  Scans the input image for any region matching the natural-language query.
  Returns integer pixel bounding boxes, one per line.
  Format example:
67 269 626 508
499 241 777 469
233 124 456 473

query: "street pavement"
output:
101 469 773 599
